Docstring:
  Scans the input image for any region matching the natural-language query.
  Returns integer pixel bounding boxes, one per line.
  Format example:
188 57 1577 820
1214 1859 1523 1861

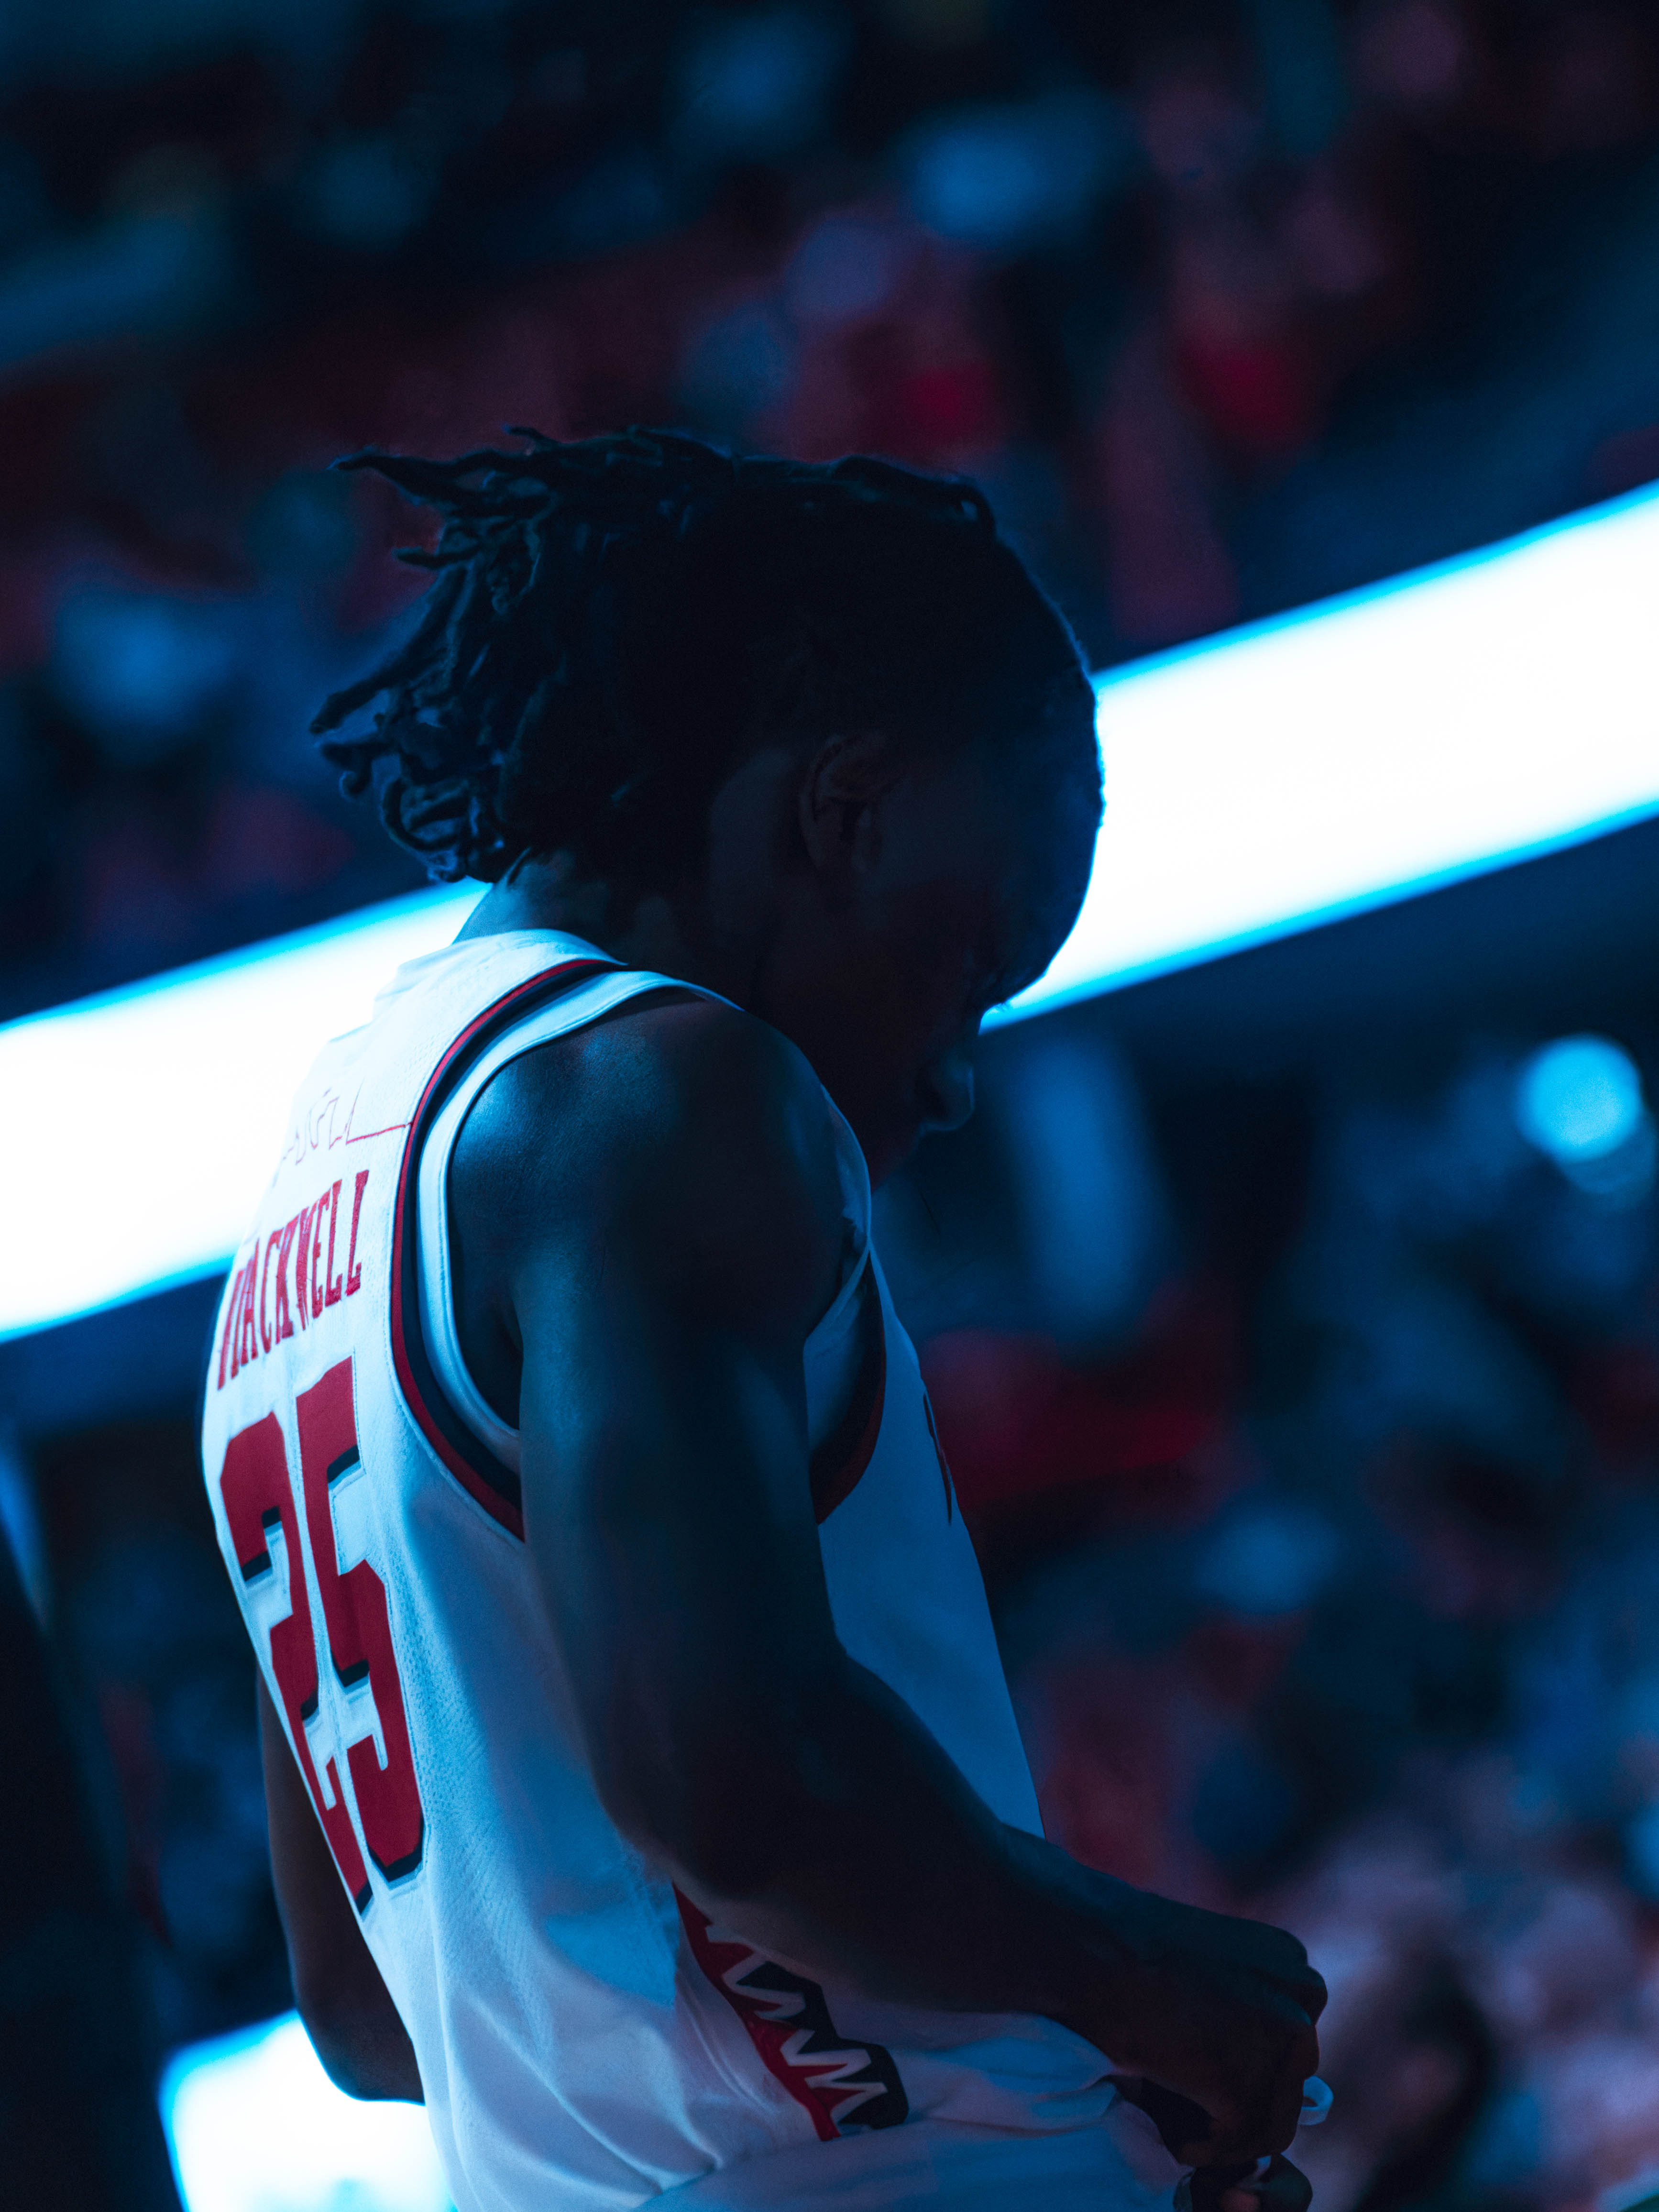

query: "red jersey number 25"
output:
218 1354 425 1913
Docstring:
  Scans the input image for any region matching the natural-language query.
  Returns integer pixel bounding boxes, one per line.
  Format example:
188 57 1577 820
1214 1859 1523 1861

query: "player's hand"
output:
1178 2154 1313 2212
1083 1890 1325 2166
1120 2083 1315 2212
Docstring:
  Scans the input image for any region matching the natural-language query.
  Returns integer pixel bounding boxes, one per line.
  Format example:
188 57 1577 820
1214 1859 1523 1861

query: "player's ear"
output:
797 731 903 884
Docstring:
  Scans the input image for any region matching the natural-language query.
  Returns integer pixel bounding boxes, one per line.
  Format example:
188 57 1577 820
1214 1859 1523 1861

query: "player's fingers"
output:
1275 2017 1322 2106
1175 2048 1306 2168
1263 2061 1308 2157
1289 1963 1328 2024
1241 2156 1314 2212
1179 2156 1313 2212
1257 1927 1327 2024
1112 2047 1312 2169
1111 2077 1224 2164
1169 2119 1263 2170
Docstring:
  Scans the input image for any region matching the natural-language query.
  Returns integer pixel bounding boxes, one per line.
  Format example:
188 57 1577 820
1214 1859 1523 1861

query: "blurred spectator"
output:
0 1 1656 1009
916 1024 1659 2206
11 8 1659 2206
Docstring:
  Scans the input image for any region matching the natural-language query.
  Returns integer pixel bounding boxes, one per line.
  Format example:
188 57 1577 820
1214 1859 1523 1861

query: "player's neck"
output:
456 852 736 1001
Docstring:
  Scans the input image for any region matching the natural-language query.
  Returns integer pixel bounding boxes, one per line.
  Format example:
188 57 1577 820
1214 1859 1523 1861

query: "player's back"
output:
200 928 1121 2212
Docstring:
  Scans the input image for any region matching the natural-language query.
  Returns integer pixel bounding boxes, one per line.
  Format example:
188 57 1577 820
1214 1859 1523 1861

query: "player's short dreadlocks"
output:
313 426 1097 885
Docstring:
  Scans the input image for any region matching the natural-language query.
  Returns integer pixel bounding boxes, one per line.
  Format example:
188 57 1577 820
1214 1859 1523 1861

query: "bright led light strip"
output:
0 885 477 1340
6 481 1659 1340
996 478 1659 1023
160 2011 449 2212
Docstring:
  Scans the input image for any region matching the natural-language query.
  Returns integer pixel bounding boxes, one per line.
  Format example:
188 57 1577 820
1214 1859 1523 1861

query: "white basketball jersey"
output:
199 929 1119 2212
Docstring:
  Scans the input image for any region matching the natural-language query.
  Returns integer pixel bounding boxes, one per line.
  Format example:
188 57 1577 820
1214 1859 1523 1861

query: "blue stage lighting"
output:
1515 1034 1655 1202
160 2012 450 2212
7 481 1659 1336
1516 1036 1646 1165
996 479 1659 1022
0 886 477 1340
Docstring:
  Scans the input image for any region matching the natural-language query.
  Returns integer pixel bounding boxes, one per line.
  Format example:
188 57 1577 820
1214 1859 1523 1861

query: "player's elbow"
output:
659 1801 799 1903
295 1974 424 2103
601 1689 842 1903
611 1766 804 1901
300 2011 384 2102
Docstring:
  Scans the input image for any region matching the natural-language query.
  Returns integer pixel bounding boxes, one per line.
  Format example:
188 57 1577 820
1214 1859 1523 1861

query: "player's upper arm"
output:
469 999 853 1896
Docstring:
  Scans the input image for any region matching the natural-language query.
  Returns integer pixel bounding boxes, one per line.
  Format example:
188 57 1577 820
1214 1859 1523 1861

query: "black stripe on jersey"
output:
390 958 616 1541
808 1260 887 1525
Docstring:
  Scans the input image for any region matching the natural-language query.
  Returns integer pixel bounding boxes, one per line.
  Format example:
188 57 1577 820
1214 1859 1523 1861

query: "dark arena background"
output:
6 3 1659 2207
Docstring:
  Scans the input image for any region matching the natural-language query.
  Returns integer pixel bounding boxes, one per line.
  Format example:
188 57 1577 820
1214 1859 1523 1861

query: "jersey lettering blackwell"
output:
219 1169 371 1388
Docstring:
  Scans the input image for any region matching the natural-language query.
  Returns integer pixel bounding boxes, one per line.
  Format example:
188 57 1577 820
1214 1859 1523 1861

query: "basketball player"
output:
200 431 1324 2212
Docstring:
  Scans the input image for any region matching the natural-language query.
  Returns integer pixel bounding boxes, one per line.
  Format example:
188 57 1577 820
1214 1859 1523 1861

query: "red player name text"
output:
218 1170 370 1390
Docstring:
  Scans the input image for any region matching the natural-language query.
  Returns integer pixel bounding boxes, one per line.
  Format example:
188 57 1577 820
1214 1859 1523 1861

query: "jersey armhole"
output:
410 963 884 1531
414 968 695 1485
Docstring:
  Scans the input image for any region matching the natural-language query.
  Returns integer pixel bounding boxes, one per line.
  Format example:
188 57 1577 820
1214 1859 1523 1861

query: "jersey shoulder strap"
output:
414 960 716 1475
409 951 881 1521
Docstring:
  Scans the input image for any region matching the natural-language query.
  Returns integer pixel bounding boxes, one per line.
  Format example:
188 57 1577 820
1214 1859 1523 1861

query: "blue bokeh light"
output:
1515 1035 1646 1165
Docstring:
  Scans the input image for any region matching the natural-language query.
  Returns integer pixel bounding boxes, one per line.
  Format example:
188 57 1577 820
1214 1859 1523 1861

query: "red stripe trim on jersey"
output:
389 958 615 1540
676 1892 908 2138
808 1261 886 1526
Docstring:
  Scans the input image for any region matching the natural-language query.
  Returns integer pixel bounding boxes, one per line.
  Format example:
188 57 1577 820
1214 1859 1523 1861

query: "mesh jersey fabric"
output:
199 927 1145 2212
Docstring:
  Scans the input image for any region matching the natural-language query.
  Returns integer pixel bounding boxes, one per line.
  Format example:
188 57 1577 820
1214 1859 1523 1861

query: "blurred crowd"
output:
9 4 1659 2209
18 1007 1659 2210
901 1021 1659 2212
3 0 1659 1018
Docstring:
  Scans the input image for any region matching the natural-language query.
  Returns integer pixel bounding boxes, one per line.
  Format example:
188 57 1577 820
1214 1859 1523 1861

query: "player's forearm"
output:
259 1680 426 2103
300 1989 427 2103
674 1650 1148 2060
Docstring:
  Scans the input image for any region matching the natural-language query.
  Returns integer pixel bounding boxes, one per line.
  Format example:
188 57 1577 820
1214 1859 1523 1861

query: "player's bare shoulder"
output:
450 988 848 1342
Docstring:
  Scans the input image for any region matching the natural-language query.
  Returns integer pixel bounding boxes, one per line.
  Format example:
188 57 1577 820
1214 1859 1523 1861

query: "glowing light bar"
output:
160 2011 450 2212
997 480 1659 1021
7 481 1659 1337
0 886 478 1340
